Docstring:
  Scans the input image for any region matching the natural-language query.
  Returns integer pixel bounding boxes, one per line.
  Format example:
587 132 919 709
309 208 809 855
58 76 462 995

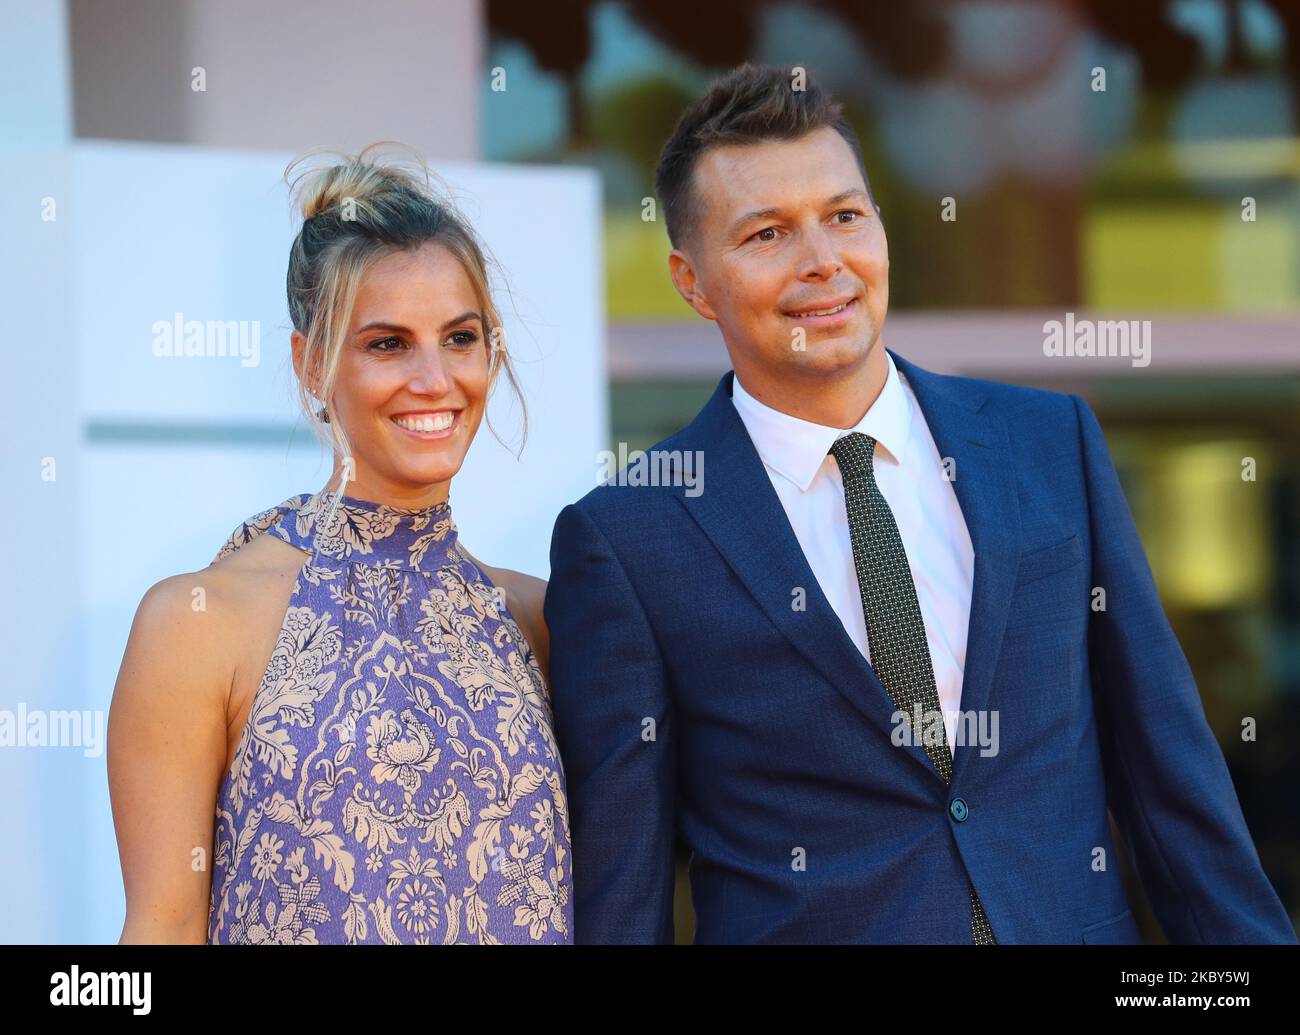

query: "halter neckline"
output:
277 487 459 571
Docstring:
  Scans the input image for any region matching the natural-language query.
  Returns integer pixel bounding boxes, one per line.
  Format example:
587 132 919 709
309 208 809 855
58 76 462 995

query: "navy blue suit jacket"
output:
543 349 1295 944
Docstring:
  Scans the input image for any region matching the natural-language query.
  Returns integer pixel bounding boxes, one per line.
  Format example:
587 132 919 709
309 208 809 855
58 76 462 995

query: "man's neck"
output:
733 346 890 429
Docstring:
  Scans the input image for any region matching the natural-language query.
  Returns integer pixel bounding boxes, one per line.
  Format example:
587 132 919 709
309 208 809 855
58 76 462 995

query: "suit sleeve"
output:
1074 394 1295 943
544 502 676 944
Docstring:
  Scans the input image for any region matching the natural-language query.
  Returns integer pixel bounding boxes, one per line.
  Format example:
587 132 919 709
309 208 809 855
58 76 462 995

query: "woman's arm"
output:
107 572 233 944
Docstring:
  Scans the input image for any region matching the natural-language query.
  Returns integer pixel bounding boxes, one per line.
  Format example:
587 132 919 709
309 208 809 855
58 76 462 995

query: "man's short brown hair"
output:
653 62 871 250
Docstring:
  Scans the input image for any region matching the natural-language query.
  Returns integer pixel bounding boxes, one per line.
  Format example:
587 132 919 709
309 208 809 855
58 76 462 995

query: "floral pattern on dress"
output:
206 491 571 944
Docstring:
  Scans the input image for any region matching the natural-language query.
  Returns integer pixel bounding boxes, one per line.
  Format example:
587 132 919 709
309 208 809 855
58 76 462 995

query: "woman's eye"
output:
369 336 405 353
447 330 479 348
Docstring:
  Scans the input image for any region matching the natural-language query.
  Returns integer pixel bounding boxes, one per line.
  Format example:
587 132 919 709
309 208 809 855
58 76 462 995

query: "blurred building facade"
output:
482 0 1300 942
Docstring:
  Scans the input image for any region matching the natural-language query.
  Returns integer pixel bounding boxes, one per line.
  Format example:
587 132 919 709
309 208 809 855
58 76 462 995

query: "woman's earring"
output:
308 385 329 423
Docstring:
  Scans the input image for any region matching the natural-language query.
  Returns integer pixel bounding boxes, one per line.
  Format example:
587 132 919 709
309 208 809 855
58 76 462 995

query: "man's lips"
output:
782 296 858 325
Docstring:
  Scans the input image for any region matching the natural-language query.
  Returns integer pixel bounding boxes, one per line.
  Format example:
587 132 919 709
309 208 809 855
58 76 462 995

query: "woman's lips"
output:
390 410 460 440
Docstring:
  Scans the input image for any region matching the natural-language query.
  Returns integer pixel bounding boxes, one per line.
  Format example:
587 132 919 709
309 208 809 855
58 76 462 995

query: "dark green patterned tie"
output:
830 432 996 945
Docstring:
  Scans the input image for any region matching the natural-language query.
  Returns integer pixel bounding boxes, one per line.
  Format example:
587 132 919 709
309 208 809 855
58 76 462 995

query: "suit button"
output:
949 797 969 822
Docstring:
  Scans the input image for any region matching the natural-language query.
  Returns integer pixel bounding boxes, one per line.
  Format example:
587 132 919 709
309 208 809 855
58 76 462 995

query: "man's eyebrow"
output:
728 189 871 237
354 312 482 337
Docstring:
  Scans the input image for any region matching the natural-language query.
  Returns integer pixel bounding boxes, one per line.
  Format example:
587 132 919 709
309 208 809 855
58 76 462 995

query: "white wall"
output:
0 0 83 945
0 140 604 942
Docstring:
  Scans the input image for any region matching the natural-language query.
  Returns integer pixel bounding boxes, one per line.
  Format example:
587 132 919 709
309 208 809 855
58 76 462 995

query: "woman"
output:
108 145 571 944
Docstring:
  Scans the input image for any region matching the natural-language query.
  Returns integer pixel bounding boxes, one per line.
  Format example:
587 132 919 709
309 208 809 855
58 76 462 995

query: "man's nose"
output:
797 225 842 279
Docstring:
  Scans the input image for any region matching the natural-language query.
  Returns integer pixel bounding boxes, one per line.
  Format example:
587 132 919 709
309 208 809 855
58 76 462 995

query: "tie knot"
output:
830 432 877 482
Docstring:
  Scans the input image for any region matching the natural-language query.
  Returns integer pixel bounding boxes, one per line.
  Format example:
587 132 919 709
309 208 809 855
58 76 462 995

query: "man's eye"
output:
751 226 779 243
835 209 862 224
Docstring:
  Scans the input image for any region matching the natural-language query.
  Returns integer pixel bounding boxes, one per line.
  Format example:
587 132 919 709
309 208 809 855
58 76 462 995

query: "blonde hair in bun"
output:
283 141 528 506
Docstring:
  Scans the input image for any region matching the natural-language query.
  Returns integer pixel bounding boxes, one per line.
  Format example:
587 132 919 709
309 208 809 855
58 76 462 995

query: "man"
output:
543 63 1295 944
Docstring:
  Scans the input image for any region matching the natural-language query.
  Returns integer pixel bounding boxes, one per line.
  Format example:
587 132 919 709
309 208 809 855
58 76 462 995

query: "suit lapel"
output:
677 353 1023 788
889 350 1022 786
676 370 940 782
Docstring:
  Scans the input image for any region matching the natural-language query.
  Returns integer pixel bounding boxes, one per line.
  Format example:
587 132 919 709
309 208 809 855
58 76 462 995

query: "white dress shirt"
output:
730 351 975 753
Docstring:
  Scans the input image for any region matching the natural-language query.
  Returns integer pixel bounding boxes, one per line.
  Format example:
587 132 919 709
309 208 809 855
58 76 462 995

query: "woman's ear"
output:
290 330 320 394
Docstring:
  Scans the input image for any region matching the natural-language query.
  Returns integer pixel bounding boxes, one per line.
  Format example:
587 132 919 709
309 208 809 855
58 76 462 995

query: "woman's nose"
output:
407 344 453 396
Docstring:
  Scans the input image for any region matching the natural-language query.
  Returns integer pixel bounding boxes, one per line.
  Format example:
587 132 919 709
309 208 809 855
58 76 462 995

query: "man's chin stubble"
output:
780 327 880 380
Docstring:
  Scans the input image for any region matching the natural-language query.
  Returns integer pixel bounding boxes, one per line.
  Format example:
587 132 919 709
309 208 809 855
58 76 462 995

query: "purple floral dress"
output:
205 489 572 944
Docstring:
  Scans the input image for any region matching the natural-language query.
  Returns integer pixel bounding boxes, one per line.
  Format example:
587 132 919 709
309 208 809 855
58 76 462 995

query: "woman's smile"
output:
389 409 461 440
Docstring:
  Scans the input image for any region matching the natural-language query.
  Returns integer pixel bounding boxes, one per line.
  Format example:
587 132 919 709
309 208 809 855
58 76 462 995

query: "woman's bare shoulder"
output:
110 533 309 944
112 565 239 769
123 535 307 700
485 564 547 605
461 548 550 677
205 527 308 582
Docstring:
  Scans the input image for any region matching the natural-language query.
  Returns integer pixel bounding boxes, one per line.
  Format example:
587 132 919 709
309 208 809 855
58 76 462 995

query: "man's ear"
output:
668 248 718 321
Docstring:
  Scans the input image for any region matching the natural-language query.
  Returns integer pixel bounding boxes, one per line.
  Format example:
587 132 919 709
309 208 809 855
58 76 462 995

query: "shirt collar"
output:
730 350 912 492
